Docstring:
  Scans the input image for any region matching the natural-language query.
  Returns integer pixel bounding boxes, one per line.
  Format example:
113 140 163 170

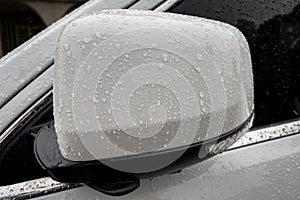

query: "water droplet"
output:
199 91 204 98
95 32 102 39
197 53 202 61
64 44 70 51
162 54 168 62
83 37 91 43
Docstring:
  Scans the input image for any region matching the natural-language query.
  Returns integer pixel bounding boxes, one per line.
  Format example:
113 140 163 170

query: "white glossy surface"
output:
54 10 254 163
31 133 300 200
0 68 53 133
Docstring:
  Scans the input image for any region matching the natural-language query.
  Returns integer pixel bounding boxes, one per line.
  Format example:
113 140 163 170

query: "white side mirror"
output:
35 9 254 196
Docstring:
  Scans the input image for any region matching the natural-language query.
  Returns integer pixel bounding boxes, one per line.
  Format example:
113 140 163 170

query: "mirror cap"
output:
53 10 254 168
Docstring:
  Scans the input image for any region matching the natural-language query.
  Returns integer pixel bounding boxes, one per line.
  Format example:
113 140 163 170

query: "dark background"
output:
170 0 300 127
0 0 84 57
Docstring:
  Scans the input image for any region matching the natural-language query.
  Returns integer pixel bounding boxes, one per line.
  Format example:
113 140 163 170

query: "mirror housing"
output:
35 10 254 196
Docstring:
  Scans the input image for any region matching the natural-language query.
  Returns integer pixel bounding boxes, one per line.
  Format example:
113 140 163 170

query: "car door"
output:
0 0 300 199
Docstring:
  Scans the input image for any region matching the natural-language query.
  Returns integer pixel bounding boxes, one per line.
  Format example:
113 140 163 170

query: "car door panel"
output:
30 132 300 200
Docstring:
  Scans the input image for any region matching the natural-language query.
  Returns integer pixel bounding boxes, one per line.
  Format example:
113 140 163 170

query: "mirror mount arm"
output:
87 179 140 196
34 122 141 196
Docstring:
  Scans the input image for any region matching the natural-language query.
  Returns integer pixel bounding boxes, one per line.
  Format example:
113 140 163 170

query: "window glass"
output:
170 0 300 127
0 11 45 56
0 104 53 186
0 2 84 58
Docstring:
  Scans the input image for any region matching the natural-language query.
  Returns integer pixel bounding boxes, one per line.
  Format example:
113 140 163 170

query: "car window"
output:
0 102 53 186
0 1 84 58
0 10 45 56
169 0 300 128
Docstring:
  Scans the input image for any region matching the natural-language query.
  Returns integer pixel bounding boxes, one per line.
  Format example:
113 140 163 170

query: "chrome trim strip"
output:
0 178 79 200
130 0 166 10
154 0 184 11
229 118 300 150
